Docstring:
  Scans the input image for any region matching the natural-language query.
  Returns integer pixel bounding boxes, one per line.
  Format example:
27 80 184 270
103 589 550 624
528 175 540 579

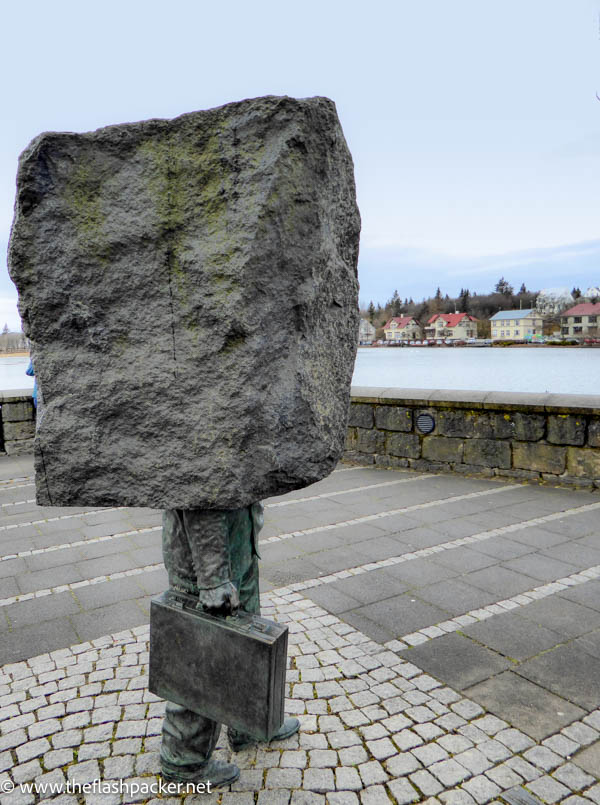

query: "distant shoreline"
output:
0 351 30 357
359 342 599 349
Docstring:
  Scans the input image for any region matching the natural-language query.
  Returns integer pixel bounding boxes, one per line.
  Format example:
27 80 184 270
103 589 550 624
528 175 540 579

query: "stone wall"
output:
0 390 35 455
2 386 600 490
346 387 600 490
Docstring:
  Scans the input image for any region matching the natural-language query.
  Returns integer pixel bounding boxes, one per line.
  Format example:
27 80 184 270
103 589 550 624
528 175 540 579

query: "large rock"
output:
8 96 360 508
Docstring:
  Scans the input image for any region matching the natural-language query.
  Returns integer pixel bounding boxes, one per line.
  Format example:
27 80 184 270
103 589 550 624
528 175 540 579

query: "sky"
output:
1 0 599 329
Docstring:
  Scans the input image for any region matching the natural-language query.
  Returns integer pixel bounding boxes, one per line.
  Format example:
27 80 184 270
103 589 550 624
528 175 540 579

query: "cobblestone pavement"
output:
0 455 599 803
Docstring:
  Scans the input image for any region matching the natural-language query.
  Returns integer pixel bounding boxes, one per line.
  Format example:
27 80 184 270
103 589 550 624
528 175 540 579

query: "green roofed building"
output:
489 309 544 341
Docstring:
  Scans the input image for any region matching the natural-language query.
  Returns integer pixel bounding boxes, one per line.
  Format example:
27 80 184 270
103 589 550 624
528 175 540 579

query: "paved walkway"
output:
0 455 599 804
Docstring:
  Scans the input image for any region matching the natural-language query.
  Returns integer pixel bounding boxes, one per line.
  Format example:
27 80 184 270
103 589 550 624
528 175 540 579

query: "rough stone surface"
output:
374 454 409 469
511 413 545 442
2 421 35 441
463 439 511 469
422 437 464 464
547 415 586 446
566 448 600 479
588 420 600 448
9 95 360 508
386 433 420 459
356 429 385 455
434 411 514 441
436 410 476 439
512 442 566 475
345 394 600 488
4 438 35 456
1 401 34 423
374 406 412 433
348 405 374 429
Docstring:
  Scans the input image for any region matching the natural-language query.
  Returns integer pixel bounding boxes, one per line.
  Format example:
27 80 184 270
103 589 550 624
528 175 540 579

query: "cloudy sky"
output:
1 0 599 328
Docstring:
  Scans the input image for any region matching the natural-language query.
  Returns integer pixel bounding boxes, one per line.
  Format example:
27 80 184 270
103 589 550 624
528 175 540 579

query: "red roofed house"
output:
560 302 600 339
425 313 479 341
384 316 421 342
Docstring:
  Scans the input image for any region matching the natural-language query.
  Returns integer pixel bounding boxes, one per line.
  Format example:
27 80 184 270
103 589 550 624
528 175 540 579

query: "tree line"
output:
0 325 28 353
362 278 543 338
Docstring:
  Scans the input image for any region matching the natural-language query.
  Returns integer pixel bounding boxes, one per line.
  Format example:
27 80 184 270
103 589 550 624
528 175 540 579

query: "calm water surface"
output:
1 350 598 396
353 347 599 395
0 357 34 391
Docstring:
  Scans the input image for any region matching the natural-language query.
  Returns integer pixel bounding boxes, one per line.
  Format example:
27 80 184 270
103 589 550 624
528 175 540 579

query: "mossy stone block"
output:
3 421 35 441
567 447 600 479
589 419 600 447
1 401 34 423
511 413 545 442
386 432 420 459
547 415 586 446
348 404 374 429
513 442 566 474
9 96 360 508
463 438 511 469
422 436 464 463
374 406 412 432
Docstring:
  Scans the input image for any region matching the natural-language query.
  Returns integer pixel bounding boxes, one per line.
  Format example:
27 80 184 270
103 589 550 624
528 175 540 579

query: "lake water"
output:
353 346 599 396
0 356 34 391
0 349 598 396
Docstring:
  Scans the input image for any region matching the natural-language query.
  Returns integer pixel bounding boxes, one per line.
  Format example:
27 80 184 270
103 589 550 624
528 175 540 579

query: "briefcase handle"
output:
169 591 270 634
224 615 270 634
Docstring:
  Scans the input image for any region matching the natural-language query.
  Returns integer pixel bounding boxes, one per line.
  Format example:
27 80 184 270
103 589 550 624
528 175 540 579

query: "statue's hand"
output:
197 582 240 616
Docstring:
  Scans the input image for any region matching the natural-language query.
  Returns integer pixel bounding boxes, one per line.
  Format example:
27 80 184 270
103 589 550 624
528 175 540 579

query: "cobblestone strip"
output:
0 475 423 562
261 484 522 544
0 499 35 509
259 500 600 597
266 476 433 509
0 589 597 804
0 526 161 564
332 466 370 473
388 564 600 650
0 507 126 533
0 478 33 489
261 496 600 547
0 564 163 608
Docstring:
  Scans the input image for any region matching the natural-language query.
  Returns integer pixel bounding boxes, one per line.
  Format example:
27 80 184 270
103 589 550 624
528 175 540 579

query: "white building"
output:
358 318 376 344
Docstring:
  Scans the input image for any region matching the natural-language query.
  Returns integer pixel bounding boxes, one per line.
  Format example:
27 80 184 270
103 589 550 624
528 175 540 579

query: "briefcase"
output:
148 589 288 741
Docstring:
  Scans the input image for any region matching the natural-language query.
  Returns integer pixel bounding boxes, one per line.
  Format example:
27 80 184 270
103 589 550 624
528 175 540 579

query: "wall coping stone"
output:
0 389 34 403
2 387 599 412
350 386 600 415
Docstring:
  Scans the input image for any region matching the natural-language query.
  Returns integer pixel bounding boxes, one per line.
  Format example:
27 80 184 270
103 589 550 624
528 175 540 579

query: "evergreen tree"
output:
572 287 582 299
429 287 443 314
458 288 471 312
518 283 527 295
494 277 514 296
391 289 402 317
367 301 375 323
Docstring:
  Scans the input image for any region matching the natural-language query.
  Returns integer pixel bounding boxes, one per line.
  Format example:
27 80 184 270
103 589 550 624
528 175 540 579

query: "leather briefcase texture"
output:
149 589 288 741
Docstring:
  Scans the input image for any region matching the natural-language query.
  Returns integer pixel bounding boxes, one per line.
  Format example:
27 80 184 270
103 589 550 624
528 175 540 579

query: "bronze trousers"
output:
160 504 262 777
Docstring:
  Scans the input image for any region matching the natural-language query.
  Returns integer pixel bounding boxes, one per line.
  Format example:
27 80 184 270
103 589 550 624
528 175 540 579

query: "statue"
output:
8 96 361 786
159 504 299 786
